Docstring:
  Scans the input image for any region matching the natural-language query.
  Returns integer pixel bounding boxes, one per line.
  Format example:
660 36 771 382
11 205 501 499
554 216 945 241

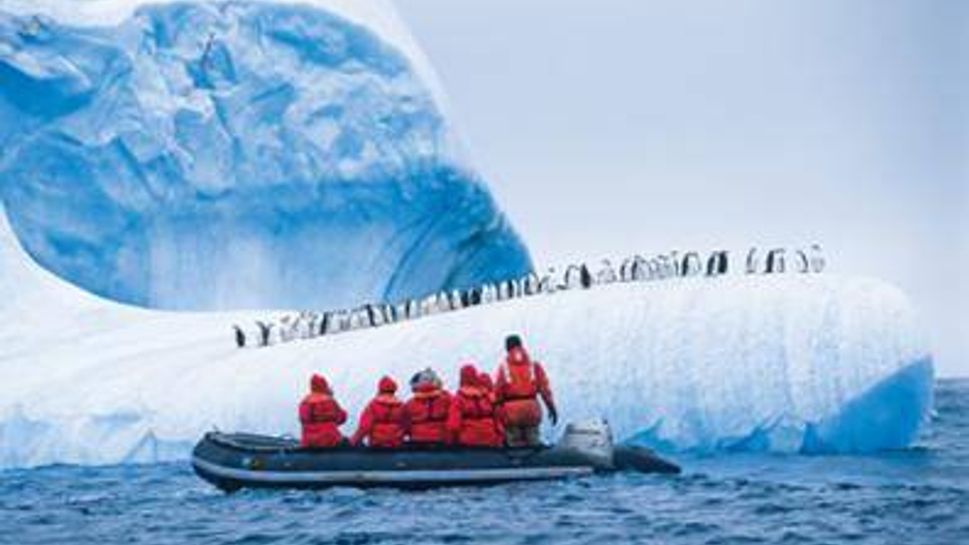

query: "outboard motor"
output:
557 419 615 470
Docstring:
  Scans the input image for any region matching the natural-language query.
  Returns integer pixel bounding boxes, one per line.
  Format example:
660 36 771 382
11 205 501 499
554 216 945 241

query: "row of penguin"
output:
233 245 825 348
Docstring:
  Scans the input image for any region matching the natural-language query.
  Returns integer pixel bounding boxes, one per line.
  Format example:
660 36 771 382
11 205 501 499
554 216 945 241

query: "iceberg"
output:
0 0 531 310
0 202 934 468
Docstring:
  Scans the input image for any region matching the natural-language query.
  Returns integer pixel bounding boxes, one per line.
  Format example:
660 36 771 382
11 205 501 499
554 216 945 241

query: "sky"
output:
396 0 968 376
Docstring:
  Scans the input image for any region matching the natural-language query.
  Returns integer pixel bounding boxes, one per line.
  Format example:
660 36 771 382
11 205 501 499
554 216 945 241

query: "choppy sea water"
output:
3 380 967 545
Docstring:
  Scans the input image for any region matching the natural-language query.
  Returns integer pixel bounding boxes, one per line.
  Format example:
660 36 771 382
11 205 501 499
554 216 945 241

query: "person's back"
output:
494 335 558 447
448 364 503 447
404 370 452 445
298 374 347 448
351 376 405 448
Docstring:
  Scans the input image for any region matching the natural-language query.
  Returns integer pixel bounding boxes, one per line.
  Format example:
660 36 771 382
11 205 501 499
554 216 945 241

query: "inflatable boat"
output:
192 420 680 491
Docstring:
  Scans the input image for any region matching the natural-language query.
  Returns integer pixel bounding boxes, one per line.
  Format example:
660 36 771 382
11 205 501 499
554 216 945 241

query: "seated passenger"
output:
403 368 452 445
495 335 558 447
351 376 405 448
447 364 503 447
477 371 505 441
298 374 347 448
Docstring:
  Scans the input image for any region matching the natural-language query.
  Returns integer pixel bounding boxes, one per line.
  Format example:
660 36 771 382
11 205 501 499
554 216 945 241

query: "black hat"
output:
505 334 523 352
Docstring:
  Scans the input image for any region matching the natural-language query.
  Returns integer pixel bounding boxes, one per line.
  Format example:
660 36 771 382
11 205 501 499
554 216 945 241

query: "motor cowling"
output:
557 419 615 470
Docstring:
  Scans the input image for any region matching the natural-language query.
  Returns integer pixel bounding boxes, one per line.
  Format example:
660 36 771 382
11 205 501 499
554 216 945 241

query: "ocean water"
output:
2 380 966 545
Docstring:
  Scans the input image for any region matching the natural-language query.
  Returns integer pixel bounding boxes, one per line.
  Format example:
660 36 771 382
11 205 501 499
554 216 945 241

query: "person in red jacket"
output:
298 374 347 448
477 370 505 441
351 376 406 448
494 334 558 447
447 364 503 447
403 368 452 445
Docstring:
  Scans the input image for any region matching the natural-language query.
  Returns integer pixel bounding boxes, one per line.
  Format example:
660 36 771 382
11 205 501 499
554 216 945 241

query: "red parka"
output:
298 374 347 448
351 376 406 448
404 383 452 445
495 346 556 428
447 365 503 447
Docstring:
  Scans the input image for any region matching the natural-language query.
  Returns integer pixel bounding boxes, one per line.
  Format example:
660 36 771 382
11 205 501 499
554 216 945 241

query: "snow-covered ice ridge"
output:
235 247 823 348
0 203 933 468
0 0 530 311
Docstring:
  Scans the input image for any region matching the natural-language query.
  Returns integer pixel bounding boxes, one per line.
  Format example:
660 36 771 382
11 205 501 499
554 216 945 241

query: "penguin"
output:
765 248 786 274
656 255 674 278
580 264 594 288
435 292 451 313
468 287 482 307
256 321 273 347
497 280 510 301
232 325 246 348
669 252 682 277
460 289 471 308
681 252 703 277
631 256 648 281
538 268 557 294
795 249 810 273
563 265 583 289
646 258 660 280
405 299 421 320
506 279 519 299
745 248 760 274
449 289 464 310
597 260 617 284
524 273 540 295
482 283 498 304
619 259 631 282
706 251 729 276
808 243 825 273
365 304 379 327
319 312 331 336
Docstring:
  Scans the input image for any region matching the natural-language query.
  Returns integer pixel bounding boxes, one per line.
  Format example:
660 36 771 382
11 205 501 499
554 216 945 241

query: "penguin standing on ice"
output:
318 312 331 336
745 248 760 274
232 325 246 348
795 249 810 273
563 265 582 289
256 321 273 347
706 251 729 276
681 252 703 277
597 260 617 284
619 259 633 282
808 243 825 273
523 273 540 295
765 248 786 274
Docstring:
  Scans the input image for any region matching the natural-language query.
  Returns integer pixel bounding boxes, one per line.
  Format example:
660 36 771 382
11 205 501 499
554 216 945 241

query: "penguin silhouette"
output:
256 321 273 347
765 249 786 274
232 325 245 348
795 250 810 273
745 248 760 274
808 243 826 273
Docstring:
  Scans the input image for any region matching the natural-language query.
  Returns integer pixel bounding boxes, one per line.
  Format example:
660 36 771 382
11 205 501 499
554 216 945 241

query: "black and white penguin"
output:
706 251 729 276
519 273 536 295
765 248 786 274
579 264 593 288
630 256 647 281
619 259 633 282
256 321 273 347
497 280 510 301
232 325 246 348
563 265 582 289
467 287 482 307
597 260 617 284
537 268 557 294
318 312 331 335
745 248 760 274
481 283 498 304
795 250 810 273
681 252 703 277
808 243 825 273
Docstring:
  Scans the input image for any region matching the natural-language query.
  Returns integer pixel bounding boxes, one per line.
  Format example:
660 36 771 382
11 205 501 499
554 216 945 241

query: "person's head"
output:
477 371 494 391
378 375 397 395
310 373 330 394
410 368 440 393
459 364 479 388
505 334 523 352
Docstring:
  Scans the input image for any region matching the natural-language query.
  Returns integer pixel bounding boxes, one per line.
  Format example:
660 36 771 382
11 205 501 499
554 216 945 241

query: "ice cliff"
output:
0 0 531 310
0 202 934 468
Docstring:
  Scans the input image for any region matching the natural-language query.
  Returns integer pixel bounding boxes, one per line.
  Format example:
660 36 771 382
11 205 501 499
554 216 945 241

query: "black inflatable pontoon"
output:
192 420 680 491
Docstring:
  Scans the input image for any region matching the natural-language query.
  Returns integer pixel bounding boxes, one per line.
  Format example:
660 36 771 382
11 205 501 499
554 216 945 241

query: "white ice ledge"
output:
0 203 934 468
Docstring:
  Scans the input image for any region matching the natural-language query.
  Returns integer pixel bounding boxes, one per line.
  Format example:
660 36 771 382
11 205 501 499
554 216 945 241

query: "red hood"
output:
310 374 330 394
378 375 397 394
459 364 479 388
477 372 494 391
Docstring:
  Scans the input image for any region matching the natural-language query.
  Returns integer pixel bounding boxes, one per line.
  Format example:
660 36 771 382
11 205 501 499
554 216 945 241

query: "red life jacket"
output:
299 393 347 448
496 349 552 428
366 394 406 448
448 387 503 447
405 387 452 444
